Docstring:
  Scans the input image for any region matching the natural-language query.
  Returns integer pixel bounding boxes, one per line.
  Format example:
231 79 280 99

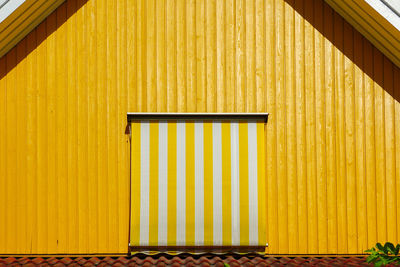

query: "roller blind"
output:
130 115 267 250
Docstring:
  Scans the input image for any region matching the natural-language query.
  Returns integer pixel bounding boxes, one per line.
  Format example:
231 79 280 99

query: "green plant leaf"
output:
385 242 396 254
365 243 400 266
223 263 230 267
395 244 400 255
366 255 378 263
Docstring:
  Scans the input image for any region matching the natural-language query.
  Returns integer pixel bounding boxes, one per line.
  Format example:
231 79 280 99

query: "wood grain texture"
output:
0 0 399 255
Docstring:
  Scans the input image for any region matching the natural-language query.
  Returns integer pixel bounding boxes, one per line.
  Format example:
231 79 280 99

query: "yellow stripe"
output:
186 121 195 246
167 121 177 245
221 121 232 245
239 121 249 245
203 121 213 245
257 122 266 246
131 122 141 245
149 121 159 245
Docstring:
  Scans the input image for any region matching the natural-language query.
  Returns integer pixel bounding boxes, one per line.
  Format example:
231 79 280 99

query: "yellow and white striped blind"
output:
130 119 266 247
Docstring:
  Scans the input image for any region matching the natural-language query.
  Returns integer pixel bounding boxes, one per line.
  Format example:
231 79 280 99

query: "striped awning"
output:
129 114 267 250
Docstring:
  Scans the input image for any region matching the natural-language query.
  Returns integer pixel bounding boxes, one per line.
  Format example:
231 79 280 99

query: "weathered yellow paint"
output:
0 0 399 255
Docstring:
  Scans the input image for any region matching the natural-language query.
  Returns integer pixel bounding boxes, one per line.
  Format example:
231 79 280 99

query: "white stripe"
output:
213 121 223 245
248 121 259 245
158 121 168 245
140 121 150 246
230 121 240 245
194 121 204 245
176 121 186 245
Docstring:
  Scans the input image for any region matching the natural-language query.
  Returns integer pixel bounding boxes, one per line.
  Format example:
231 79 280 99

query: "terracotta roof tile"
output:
0 255 372 266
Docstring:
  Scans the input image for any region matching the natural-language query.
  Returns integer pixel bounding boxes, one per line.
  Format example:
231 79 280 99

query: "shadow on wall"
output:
0 0 88 80
1 0 399 104
285 0 400 103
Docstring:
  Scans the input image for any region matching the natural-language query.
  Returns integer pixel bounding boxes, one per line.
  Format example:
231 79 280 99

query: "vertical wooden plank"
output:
275 0 288 253
225 0 235 112
284 0 298 253
186 0 197 112
354 30 367 252
383 58 397 244
6 38 15 254
96 0 109 251
156 0 166 112
16 38 27 254
395 68 400 244
0 55 6 252
294 0 307 254
46 11 58 253
235 0 245 112
70 0 81 251
26 30 38 254
206 0 216 112
304 0 317 254
177 0 187 112
373 48 387 243
117 0 129 253
86 0 99 253
216 0 226 112
106 0 118 251
76 1 89 252
36 20 48 254
265 0 278 253
363 39 377 248
343 21 357 254
314 0 327 254
137 0 147 111
167 0 176 112
5 48 17 253
19 36 29 255
196 0 206 112
334 11 348 254
55 3 68 253
324 3 338 254
127 0 137 111
245 0 255 112
255 0 265 113
186 0 196 112
147 0 156 112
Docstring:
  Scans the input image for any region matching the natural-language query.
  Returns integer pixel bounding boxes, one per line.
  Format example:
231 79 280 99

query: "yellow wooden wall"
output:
0 0 399 255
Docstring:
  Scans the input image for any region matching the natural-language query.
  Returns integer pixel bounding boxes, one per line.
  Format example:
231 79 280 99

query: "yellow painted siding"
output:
0 0 399 255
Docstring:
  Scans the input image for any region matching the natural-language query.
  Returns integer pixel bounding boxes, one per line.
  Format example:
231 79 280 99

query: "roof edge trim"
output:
325 0 400 68
0 0 25 23
0 0 65 59
127 113 269 122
